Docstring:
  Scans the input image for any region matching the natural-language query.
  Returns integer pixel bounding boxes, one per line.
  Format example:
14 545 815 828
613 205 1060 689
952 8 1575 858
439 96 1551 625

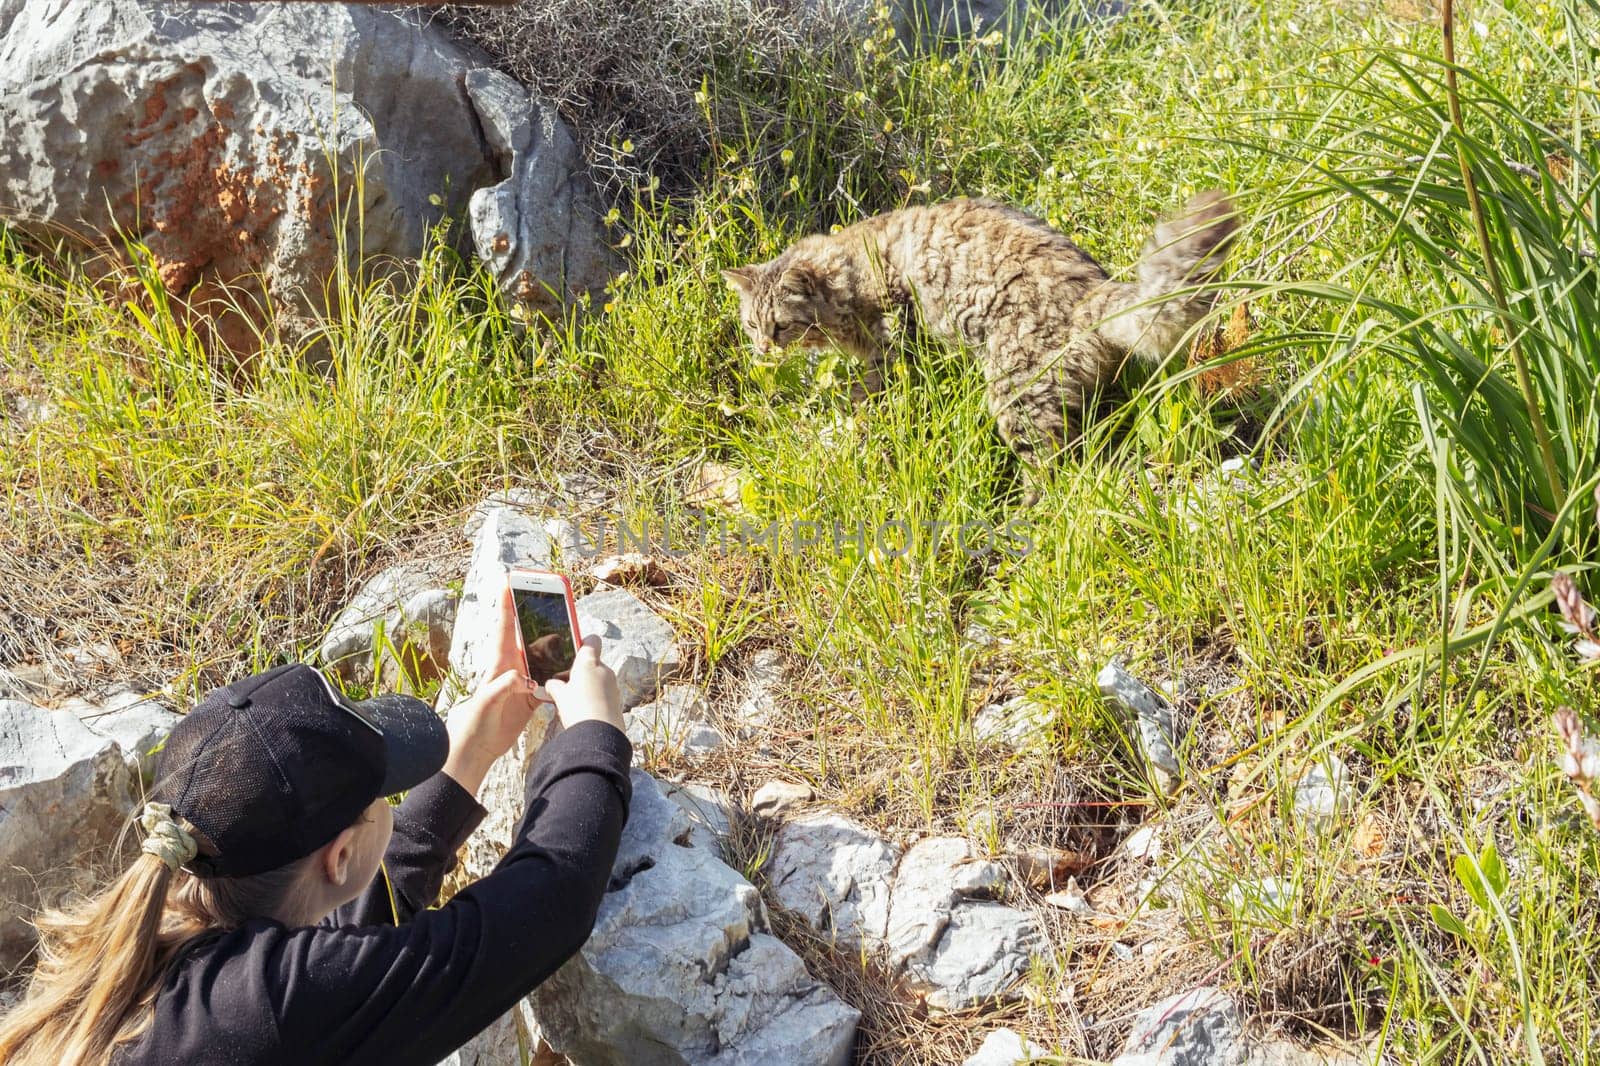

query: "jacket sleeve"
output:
323 772 489 929
261 719 633 1066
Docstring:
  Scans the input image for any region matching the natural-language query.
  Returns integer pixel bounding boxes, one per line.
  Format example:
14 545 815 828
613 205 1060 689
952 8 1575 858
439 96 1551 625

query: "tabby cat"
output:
722 191 1239 500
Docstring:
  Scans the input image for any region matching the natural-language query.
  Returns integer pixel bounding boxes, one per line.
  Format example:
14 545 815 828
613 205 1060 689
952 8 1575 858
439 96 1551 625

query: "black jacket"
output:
115 719 632 1065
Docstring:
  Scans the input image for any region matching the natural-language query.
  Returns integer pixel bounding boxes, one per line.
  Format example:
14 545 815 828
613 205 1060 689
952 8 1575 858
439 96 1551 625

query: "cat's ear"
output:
721 266 760 296
780 262 828 301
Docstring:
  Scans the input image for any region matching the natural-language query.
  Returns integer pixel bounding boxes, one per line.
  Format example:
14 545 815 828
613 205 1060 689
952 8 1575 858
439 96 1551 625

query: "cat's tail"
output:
1097 190 1240 363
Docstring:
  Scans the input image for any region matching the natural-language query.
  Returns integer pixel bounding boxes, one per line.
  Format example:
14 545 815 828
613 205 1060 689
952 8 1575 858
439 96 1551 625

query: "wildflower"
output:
620 138 634 155
1553 707 1600 829
1551 573 1599 663
780 148 795 167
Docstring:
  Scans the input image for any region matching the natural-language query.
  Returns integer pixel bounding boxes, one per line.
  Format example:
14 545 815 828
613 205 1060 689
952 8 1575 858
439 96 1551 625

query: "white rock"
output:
963 1027 1051 1065
463 68 615 316
1224 876 1294 920
627 685 723 759
1293 755 1352 829
0 2 608 350
1113 986 1244 1066
769 812 901 943
662 781 736 859
545 516 602 562
576 588 683 710
731 647 787 734
1043 878 1093 916
320 560 458 689
973 695 1052 749
1 700 135 970
886 837 1042 1010
1098 659 1183 792
68 689 181 783
438 500 557 912
529 772 859 1065
751 779 817 816
1122 825 1163 863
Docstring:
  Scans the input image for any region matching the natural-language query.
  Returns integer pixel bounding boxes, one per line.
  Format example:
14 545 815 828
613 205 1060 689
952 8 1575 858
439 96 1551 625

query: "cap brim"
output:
353 694 451 795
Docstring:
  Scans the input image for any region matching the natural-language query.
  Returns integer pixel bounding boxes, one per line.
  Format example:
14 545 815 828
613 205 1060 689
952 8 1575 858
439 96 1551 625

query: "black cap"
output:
151 664 450 878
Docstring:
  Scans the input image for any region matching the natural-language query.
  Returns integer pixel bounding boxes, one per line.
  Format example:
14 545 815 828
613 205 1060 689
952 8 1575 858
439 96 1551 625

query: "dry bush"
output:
438 0 866 192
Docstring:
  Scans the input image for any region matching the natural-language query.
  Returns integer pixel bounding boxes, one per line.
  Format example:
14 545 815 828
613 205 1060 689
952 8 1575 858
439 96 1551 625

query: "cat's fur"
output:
723 192 1238 494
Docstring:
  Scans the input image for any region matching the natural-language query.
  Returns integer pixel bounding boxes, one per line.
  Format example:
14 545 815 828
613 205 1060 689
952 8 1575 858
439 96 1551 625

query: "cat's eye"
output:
770 323 783 342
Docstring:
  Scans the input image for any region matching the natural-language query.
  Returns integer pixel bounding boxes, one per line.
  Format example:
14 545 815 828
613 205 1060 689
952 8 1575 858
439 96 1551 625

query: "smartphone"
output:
506 569 582 687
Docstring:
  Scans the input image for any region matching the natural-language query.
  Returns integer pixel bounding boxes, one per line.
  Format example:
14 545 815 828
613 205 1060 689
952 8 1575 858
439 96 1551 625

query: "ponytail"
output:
0 808 309 1066
0 851 179 1065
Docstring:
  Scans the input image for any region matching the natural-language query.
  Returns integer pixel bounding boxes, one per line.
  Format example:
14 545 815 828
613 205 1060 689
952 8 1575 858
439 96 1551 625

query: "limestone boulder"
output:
320 560 459 692
530 771 859 1065
0 700 135 972
575 588 684 710
0 0 609 348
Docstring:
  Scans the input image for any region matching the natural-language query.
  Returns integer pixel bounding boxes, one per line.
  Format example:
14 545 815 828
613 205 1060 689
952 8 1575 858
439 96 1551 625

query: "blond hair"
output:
0 813 312 1066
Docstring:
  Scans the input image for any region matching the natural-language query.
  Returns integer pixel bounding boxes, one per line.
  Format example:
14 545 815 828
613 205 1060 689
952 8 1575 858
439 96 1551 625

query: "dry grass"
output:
437 0 862 192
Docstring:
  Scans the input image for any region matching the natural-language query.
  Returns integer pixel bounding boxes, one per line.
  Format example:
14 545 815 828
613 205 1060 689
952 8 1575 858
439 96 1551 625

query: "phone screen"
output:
512 587 577 684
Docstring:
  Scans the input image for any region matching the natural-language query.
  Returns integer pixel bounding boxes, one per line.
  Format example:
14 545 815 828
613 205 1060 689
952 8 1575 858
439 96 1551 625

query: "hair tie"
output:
139 802 198 872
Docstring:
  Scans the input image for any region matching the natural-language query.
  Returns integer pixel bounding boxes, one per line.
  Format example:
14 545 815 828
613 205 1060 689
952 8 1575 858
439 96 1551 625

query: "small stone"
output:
965 805 1002 845
1098 659 1183 792
590 552 669 588
626 685 723 759
1113 986 1243 1066
545 517 601 561
320 560 459 691
528 772 859 1065
1293 754 1352 829
732 647 787 735
752 779 816 816
1122 825 1163 862
962 1027 1051 1065
1225 876 1294 919
888 837 1042 1011
1 700 135 970
1042 878 1093 915
63 641 121 671
685 460 747 510
973 695 1052 749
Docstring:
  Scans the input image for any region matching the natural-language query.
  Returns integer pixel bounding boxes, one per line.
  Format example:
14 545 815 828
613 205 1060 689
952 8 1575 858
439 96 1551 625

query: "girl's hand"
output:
543 634 624 733
442 585 544 795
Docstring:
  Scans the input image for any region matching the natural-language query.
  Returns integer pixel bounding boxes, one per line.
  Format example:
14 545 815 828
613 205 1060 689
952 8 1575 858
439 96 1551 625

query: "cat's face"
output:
722 257 839 357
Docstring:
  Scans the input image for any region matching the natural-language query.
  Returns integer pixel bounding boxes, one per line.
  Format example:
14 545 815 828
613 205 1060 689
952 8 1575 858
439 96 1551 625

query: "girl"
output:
0 585 630 1065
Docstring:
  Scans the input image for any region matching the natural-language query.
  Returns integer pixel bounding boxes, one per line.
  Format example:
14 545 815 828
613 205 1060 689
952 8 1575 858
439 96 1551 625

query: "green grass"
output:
4 0 1600 1061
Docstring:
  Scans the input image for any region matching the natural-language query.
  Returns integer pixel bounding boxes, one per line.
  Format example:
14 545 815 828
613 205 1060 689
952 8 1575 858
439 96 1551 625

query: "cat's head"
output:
721 254 844 357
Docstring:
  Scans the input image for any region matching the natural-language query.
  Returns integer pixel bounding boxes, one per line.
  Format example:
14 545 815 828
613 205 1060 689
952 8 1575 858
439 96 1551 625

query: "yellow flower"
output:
780 148 795 166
